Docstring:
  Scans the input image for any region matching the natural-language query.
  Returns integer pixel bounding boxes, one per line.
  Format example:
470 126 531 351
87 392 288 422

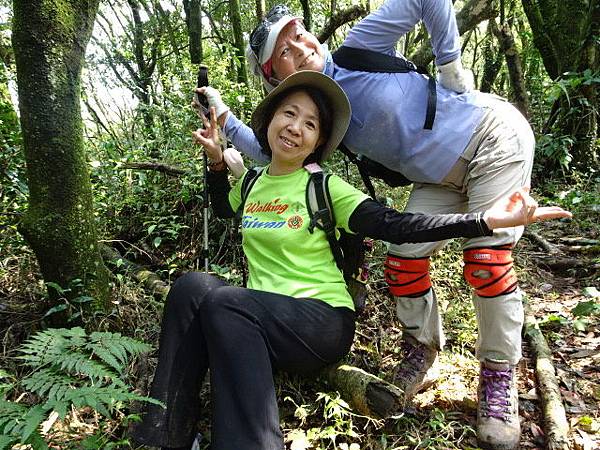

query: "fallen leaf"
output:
582 287 600 298
520 388 540 400
530 422 545 439
574 429 595 450
562 389 584 406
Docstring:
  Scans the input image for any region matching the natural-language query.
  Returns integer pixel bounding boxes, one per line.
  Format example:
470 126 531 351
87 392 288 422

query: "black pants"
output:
131 272 355 449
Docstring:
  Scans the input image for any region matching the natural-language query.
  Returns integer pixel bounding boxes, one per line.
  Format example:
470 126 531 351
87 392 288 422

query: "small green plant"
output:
0 327 160 449
571 299 600 331
285 392 364 449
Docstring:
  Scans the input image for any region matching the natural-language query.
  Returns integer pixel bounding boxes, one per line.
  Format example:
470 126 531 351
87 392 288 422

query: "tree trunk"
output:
521 0 599 170
228 0 248 84
492 21 530 118
183 0 203 64
299 0 312 32
480 21 503 92
12 0 110 311
127 0 155 135
255 0 266 21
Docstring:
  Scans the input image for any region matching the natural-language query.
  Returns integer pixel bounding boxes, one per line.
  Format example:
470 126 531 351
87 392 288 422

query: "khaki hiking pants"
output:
389 94 534 365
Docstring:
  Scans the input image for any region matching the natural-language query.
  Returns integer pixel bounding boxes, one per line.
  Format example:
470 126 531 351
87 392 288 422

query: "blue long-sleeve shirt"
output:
224 0 488 183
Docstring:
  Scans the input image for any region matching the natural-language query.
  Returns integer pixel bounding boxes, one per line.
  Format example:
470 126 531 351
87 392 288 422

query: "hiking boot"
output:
392 334 438 404
477 359 520 450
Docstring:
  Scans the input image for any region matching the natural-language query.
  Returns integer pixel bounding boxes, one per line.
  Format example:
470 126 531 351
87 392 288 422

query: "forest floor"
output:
0 182 599 449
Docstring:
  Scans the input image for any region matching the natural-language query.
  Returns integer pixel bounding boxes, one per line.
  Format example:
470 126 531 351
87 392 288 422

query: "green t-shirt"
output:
228 166 369 310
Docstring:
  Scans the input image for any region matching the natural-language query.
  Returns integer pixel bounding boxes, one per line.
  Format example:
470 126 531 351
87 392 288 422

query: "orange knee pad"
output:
384 255 432 297
463 245 518 297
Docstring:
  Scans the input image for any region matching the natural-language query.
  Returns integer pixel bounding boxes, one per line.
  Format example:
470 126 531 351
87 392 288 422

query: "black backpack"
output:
236 164 372 313
331 45 439 194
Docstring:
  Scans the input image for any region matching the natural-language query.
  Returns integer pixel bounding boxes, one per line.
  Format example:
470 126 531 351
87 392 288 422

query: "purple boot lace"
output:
481 368 512 420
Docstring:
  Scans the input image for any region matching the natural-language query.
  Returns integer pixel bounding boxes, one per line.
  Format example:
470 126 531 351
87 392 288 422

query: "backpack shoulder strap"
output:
332 45 436 130
337 143 379 199
332 45 418 73
235 166 265 223
304 164 344 272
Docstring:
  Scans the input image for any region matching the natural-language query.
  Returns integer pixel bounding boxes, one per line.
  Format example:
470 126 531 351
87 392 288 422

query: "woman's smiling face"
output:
267 91 324 171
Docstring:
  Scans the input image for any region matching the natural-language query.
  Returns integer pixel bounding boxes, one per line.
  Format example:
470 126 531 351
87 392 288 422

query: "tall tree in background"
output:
299 0 312 32
12 0 110 311
491 0 529 118
228 0 247 83
184 0 203 63
522 0 599 169
255 0 266 21
93 0 167 139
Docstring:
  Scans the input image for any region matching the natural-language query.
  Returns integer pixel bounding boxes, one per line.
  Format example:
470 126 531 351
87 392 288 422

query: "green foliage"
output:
536 133 574 171
285 391 362 449
0 327 159 449
572 300 600 318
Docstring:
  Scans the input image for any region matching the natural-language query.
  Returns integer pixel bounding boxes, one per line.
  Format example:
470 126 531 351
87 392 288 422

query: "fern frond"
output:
87 331 151 374
43 384 161 419
58 351 117 382
0 400 48 447
21 368 77 401
0 435 17 450
8 327 157 447
0 400 28 431
18 328 86 367
19 404 47 443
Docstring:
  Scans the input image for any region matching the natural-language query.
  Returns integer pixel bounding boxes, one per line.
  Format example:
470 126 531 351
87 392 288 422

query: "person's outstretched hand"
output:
483 189 572 229
192 107 222 162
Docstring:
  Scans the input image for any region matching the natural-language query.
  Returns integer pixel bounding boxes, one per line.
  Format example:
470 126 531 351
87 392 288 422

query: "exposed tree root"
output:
100 244 169 298
524 230 561 254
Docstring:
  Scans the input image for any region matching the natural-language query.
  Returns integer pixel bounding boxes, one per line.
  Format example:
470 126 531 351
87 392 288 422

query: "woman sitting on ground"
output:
131 70 570 450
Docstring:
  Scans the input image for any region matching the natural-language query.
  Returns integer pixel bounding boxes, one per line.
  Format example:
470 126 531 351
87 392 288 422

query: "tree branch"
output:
120 161 187 175
409 0 498 67
317 5 369 44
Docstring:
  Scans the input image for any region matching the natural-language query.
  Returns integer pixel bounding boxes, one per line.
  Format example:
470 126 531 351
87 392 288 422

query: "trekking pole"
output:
195 65 210 272
202 151 209 272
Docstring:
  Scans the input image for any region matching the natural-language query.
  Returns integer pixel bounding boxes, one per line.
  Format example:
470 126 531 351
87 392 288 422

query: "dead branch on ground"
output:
523 303 570 450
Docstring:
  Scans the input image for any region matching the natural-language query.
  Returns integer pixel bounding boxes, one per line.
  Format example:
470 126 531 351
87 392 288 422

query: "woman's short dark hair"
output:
252 85 334 165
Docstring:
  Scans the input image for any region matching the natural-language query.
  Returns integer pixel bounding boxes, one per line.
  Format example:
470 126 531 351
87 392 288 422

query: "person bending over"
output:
132 71 570 450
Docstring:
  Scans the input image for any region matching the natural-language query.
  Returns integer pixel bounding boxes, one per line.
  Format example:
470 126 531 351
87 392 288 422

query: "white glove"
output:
437 58 474 93
198 86 230 119
223 147 246 178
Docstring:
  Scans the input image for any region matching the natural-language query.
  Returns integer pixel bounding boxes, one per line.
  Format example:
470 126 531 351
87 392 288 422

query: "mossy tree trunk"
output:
12 0 111 312
522 0 599 170
228 0 248 84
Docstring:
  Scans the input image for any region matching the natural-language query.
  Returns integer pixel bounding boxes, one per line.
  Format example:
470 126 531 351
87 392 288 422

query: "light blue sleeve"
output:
223 113 270 164
343 0 460 65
